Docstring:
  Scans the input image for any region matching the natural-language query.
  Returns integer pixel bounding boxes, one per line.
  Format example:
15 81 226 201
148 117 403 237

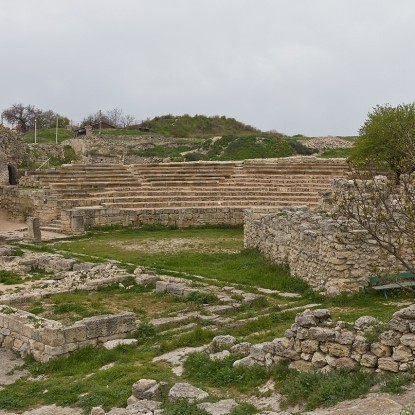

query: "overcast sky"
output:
1 0 415 136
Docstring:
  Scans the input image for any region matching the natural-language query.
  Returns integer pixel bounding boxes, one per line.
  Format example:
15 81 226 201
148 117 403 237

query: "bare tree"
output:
331 167 415 274
1 103 42 132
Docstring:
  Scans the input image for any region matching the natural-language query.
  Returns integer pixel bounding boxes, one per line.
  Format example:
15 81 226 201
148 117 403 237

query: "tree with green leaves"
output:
349 103 415 183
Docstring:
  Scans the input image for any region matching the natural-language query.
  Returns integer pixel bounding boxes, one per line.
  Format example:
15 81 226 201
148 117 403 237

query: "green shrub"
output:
0 270 24 285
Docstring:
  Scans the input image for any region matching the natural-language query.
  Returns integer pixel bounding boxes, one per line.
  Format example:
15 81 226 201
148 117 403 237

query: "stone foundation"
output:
61 206 252 234
0 306 136 362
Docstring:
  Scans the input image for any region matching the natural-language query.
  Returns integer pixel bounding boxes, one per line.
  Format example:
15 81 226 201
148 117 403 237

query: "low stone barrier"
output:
236 305 415 373
61 206 249 234
0 306 136 362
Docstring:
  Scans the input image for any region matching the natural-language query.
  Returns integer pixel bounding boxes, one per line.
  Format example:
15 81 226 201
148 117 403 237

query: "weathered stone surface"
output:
311 351 327 368
295 312 317 327
370 342 392 358
394 304 415 320
360 353 378 368
335 330 355 345
400 333 415 350
389 317 410 333
103 339 138 350
378 357 399 372
289 360 314 371
230 342 251 356
335 357 356 368
326 342 351 358
379 330 402 347
132 379 158 399
301 339 320 354
197 399 238 415
168 382 209 402
354 316 380 333
308 327 335 342
209 335 236 352
392 345 413 362
233 357 255 368
352 334 370 354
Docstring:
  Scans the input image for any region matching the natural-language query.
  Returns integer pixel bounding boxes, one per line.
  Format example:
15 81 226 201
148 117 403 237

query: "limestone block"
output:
230 342 251 356
335 330 355 345
380 330 402 347
378 357 399 372
295 312 317 328
360 353 378 368
296 327 310 340
83 313 135 339
400 333 415 350
167 284 185 296
103 339 138 350
392 345 414 362
143 383 169 402
354 316 381 333
308 327 335 342
44 342 77 357
209 335 236 352
155 281 168 293
389 317 410 333
40 328 66 347
233 357 255 368
168 382 209 402
335 357 357 368
352 334 370 354
370 342 392 358
132 379 157 399
326 342 351 358
394 305 415 321
301 339 319 354
311 351 327 368
63 325 87 343
289 360 314 371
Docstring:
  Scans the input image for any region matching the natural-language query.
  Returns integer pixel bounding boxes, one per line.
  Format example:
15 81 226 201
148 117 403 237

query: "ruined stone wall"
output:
0 186 59 223
61 206 258 234
0 306 136 362
237 306 415 373
244 208 407 295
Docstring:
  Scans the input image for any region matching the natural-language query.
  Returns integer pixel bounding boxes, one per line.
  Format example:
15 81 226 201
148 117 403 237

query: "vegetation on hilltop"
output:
137 114 269 138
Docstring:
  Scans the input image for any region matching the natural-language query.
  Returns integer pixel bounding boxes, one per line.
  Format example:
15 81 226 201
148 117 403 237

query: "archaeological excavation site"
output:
0 124 414 415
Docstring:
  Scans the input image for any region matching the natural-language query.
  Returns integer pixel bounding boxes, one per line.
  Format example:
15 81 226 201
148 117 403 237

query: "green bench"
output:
369 271 415 298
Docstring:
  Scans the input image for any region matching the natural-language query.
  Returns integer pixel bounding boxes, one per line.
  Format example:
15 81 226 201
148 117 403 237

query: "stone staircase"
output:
20 158 350 231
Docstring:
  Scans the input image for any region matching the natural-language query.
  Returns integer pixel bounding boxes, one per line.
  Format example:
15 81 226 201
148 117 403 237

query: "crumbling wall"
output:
0 306 136 362
237 306 415 373
244 208 408 295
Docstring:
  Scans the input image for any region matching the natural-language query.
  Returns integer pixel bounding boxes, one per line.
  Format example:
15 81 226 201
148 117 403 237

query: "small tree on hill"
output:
1 103 42 133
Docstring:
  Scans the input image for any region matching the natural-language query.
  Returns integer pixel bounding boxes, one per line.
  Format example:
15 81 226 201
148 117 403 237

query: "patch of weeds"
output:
401 408 415 415
186 291 220 305
230 402 257 415
160 327 215 353
26 315 45 328
0 306 17 314
53 303 89 315
379 371 415 394
183 352 269 392
272 361 374 410
28 306 46 315
132 321 157 343
163 399 207 415
0 270 24 285
364 321 388 344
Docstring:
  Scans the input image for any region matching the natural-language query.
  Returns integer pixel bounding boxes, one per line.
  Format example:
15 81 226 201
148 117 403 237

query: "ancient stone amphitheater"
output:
9 156 349 233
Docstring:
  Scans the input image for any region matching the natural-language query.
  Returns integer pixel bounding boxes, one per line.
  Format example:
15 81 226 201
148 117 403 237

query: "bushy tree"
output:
2 103 41 132
349 103 415 183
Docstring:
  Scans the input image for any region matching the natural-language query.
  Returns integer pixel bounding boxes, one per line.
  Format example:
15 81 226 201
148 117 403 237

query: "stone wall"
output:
237 306 415 373
0 185 59 223
61 206 258 234
244 208 407 295
0 306 136 362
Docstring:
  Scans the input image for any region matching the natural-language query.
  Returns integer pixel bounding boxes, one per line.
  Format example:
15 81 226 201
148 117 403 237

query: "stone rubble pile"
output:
91 378 287 415
234 306 415 373
303 136 353 151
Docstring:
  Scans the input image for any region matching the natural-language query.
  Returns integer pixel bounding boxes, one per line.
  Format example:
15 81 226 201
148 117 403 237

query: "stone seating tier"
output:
19 158 350 230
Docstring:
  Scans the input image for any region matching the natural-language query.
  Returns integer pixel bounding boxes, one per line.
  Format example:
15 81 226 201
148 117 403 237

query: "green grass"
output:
0 270 24 285
53 227 309 294
22 128 73 144
183 352 269 391
0 345 174 413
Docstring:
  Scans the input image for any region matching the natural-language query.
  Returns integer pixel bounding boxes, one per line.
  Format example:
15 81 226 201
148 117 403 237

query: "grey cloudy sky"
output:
1 0 415 136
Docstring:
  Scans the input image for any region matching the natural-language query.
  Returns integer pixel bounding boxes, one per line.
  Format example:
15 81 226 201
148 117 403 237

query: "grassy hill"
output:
137 114 266 138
